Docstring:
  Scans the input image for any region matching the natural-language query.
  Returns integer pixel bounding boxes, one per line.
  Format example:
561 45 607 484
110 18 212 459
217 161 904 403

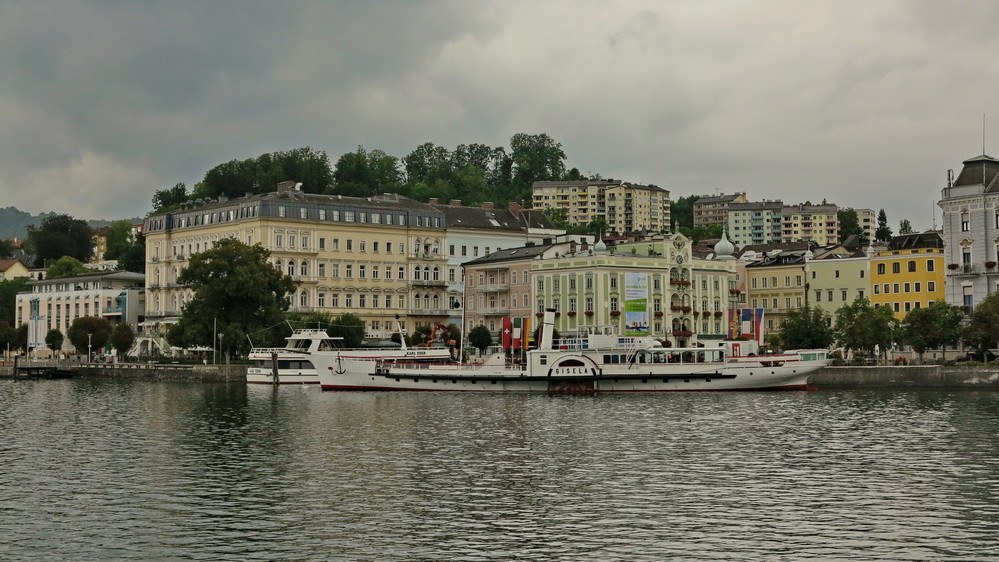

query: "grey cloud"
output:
0 1 997 229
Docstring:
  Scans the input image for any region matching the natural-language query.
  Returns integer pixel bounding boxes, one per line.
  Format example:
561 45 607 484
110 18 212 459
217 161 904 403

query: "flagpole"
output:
459 269 466 364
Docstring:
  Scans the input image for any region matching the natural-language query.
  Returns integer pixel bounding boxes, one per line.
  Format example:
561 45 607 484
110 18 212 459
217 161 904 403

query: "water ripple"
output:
0 381 996 560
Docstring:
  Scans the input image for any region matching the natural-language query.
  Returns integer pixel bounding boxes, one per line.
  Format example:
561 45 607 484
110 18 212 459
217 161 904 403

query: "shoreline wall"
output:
811 365 999 389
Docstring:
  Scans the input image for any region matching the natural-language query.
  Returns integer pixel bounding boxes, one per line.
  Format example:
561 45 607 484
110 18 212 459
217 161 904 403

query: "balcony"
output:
145 309 182 318
408 308 450 317
478 282 509 292
412 279 447 288
479 307 511 316
102 306 123 316
947 264 980 277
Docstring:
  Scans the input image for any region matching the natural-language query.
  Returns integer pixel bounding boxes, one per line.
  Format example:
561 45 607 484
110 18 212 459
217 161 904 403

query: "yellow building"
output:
870 232 945 319
0 258 29 280
781 204 839 245
143 183 448 347
744 250 810 333
532 180 671 234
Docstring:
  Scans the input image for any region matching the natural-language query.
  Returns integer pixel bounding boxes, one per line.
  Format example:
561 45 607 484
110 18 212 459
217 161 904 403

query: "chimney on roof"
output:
508 201 523 216
276 181 296 193
450 200 462 207
481 202 494 209
428 198 439 205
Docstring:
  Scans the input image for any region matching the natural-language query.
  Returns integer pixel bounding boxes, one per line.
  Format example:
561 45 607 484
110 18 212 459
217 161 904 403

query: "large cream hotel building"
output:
143 183 449 341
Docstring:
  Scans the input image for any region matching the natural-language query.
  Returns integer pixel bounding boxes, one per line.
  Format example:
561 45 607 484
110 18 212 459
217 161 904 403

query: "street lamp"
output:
87 333 92 363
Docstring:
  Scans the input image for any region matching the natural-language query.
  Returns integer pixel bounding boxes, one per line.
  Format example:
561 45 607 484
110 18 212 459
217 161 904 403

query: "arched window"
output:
432 267 440 281
275 259 283 272
300 261 308 276
300 290 308 307
907 260 916 272
287 260 295 276
423 267 430 281
413 265 421 279
433 295 440 309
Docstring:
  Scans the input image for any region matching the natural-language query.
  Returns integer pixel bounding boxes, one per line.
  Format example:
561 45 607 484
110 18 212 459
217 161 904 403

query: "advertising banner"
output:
624 272 650 336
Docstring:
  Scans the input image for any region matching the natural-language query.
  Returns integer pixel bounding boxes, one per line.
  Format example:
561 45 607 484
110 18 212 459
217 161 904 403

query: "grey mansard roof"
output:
429 202 554 232
953 154 999 192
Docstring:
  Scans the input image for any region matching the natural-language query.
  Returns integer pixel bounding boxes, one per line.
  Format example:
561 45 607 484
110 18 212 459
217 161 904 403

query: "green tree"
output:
544 207 571 230
0 321 14 357
837 208 867 245
25 214 95 264
898 219 914 235
166 239 296 356
963 292 999 358
834 297 898 358
151 182 189 213
0 278 28 324
110 323 136 358
875 209 892 242
104 220 134 260
13 323 28 353
670 195 698 231
45 329 64 354
46 256 89 279
467 325 493 354
197 147 334 200
330 313 365 348
67 316 113 357
116 231 146 273
901 302 963 362
778 306 834 350
679 224 723 244
403 142 453 186
509 133 567 200
0 238 13 258
332 146 403 197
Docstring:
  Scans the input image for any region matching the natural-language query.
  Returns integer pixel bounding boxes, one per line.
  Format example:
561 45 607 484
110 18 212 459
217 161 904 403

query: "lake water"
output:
1 379 997 560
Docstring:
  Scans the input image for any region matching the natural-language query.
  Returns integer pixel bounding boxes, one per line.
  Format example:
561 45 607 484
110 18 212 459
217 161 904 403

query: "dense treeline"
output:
151 133 584 213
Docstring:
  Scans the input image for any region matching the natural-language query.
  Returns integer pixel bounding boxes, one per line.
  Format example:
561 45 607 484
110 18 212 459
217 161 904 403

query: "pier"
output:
0 359 246 382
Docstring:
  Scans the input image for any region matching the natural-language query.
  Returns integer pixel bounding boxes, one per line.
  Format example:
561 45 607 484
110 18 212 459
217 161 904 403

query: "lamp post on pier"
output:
87 333 92 363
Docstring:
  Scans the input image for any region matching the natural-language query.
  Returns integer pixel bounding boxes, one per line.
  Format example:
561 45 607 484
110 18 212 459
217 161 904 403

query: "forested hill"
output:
0 206 141 240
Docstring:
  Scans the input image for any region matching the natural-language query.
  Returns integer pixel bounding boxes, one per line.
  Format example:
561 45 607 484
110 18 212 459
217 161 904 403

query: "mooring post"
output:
271 352 279 385
13 354 18 380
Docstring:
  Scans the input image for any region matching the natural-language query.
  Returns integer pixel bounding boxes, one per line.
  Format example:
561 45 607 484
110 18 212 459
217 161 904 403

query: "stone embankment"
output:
1 361 248 382
812 365 999 388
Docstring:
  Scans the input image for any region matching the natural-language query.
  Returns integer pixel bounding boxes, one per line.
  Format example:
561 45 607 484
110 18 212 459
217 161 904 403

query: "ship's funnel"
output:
539 309 556 350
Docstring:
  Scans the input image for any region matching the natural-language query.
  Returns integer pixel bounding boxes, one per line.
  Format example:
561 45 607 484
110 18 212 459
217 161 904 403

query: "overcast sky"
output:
2 1 997 231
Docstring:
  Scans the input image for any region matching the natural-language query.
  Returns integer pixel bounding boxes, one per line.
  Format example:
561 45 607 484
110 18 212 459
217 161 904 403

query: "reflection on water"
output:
1 380 996 560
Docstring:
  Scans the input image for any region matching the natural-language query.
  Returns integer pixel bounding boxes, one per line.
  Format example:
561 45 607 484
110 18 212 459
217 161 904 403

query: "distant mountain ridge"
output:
0 206 142 240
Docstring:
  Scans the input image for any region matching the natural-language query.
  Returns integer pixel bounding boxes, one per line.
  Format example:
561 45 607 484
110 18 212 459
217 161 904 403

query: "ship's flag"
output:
523 316 532 350
502 316 512 349
740 308 753 337
754 308 765 345
512 317 523 349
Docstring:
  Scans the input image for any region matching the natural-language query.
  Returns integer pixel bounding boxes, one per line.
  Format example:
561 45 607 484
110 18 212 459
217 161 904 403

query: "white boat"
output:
247 329 342 384
311 311 830 393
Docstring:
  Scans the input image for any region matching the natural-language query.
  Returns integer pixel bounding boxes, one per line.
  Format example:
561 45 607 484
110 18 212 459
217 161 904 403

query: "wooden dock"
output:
0 358 77 380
